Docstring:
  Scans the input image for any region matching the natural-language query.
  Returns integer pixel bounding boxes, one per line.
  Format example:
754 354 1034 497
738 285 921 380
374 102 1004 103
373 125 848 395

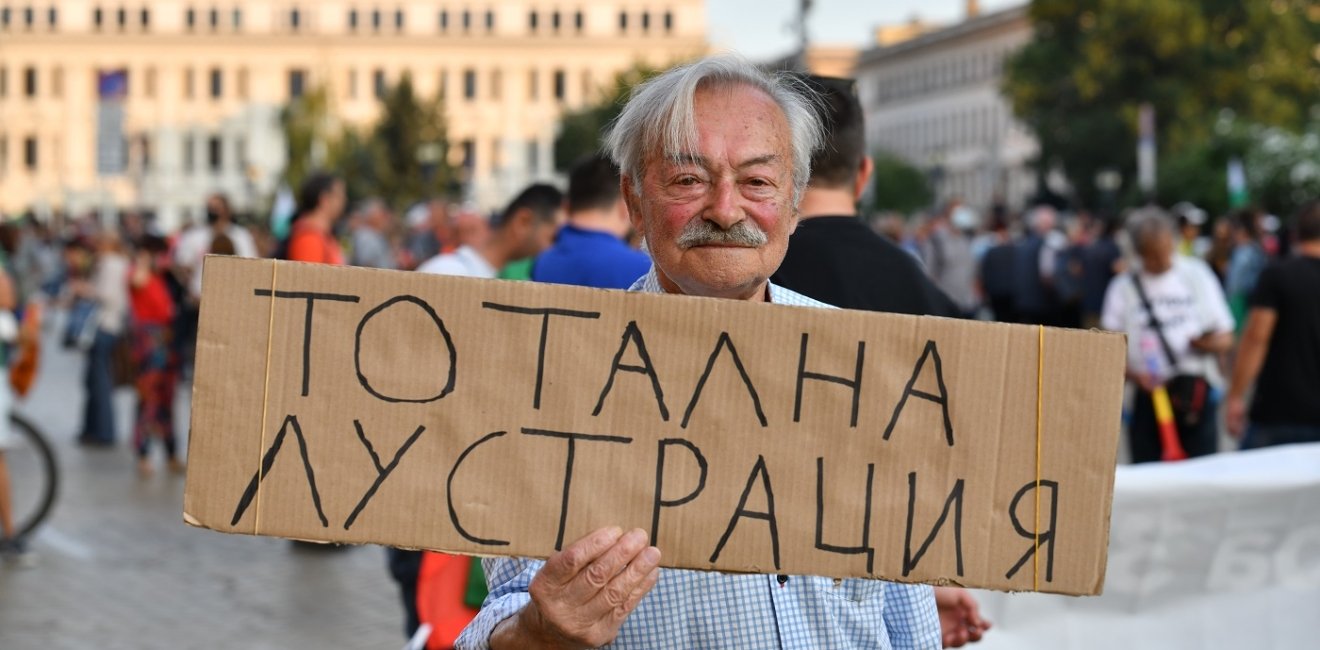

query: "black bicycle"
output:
4 412 58 539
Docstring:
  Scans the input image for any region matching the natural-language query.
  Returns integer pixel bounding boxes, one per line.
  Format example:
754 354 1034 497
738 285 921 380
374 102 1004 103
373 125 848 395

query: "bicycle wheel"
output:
2 413 59 539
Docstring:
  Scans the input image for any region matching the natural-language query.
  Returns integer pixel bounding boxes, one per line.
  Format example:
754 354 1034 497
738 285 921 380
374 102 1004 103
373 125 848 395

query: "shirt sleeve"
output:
1247 263 1281 310
881 582 941 649
1099 275 1128 333
1193 260 1235 334
454 557 543 650
286 232 323 264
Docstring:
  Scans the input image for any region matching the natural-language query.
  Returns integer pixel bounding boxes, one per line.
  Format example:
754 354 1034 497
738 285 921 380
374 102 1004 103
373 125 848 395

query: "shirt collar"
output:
628 266 834 308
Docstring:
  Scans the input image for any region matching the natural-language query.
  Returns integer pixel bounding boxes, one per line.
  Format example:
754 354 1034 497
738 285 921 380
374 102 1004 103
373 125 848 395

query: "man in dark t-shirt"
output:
771 76 960 319
1227 200 1320 447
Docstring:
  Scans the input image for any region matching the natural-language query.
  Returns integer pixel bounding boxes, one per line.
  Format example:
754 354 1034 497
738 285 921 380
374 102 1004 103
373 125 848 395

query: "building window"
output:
22 5 32 28
373 69 386 99
485 10 494 31
0 68 5 97
22 136 37 171
461 9 471 31
618 11 627 32
145 67 156 98
183 136 194 174
288 69 306 99
141 7 150 29
233 8 242 29
463 69 476 100
371 9 380 31
395 9 404 31
236 136 247 169
139 135 152 172
23 66 36 98
641 12 649 32
347 69 358 99
48 6 58 29
51 66 62 99
348 9 357 31
664 11 672 32
209 7 218 30
461 139 474 169
237 67 248 100
208 136 222 172
290 8 301 31
439 10 447 31
185 8 194 30
93 7 102 30
490 69 502 101
553 69 565 102
574 11 583 31
437 69 447 100
116 7 126 30
526 139 538 174
528 10 536 32
185 67 195 99
551 10 560 32
210 68 222 99
527 69 538 101
0 135 7 175
1 7 9 29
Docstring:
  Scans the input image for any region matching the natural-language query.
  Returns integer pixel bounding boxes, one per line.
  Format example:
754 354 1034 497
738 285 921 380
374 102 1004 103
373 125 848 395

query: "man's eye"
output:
676 176 702 186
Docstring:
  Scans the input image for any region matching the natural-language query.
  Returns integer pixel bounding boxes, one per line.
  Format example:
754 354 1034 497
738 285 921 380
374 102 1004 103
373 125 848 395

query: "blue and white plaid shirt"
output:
455 268 942 650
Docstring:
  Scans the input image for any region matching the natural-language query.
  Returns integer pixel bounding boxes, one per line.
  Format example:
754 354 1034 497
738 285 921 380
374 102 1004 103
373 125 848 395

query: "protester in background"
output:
1101 208 1234 463
979 212 1019 322
1226 200 1320 447
532 154 650 289
460 54 941 650
920 200 980 317
772 72 986 648
1172 203 1209 258
128 235 182 477
1079 215 1125 329
1205 216 1234 286
173 193 258 375
1225 207 1267 329
0 259 29 563
75 232 130 447
402 200 446 269
1012 205 1065 325
349 198 399 270
284 172 347 265
417 185 561 279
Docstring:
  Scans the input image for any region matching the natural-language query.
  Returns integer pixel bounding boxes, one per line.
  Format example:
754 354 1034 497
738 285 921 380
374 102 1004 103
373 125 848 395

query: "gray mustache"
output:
675 219 768 249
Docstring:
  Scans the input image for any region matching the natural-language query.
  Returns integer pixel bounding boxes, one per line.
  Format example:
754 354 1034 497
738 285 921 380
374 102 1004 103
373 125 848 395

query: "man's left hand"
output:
934 586 991 648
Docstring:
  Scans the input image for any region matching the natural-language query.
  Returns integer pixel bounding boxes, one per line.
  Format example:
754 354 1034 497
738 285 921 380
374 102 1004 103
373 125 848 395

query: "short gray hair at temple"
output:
1126 206 1176 255
603 54 824 208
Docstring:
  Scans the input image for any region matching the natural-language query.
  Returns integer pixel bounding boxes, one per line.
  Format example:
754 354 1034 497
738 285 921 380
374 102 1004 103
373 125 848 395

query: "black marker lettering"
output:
649 438 708 545
683 332 767 429
795 333 865 427
710 455 780 570
902 471 965 577
1005 480 1059 583
230 414 328 528
883 340 954 446
593 321 669 421
355 295 456 403
521 427 634 551
447 431 511 546
253 289 361 397
814 457 876 573
343 420 427 530
481 302 601 409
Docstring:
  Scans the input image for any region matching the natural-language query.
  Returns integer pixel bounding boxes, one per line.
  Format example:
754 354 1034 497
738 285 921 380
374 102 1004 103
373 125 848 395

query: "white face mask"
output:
951 206 979 231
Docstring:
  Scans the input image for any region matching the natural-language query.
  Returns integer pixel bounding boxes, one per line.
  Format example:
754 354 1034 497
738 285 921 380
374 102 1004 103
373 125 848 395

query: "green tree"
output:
553 63 666 171
1004 0 1320 208
868 151 934 215
367 73 455 210
279 85 336 193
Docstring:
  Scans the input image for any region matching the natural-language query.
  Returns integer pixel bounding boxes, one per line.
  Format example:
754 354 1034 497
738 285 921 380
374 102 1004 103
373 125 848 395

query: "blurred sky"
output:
707 0 1022 61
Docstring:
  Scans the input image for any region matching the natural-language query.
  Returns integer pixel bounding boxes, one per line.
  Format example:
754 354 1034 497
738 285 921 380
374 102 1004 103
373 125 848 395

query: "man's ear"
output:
621 175 644 234
854 156 875 203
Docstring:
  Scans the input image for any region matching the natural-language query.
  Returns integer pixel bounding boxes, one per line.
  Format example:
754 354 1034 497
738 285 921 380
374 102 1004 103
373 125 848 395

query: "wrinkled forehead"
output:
643 79 790 165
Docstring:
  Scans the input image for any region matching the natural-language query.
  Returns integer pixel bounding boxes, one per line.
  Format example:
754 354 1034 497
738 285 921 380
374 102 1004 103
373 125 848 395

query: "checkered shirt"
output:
455 267 941 650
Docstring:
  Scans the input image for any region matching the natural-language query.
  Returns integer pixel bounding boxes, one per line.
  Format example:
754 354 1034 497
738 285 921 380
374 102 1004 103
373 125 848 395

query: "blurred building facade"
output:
0 0 705 228
856 3 1037 213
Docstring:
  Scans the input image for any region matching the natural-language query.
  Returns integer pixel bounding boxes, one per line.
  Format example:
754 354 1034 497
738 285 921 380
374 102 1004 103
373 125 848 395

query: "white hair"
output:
603 54 824 207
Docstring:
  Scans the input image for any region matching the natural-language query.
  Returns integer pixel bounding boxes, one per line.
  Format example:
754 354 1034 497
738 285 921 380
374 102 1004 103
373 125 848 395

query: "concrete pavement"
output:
0 321 406 649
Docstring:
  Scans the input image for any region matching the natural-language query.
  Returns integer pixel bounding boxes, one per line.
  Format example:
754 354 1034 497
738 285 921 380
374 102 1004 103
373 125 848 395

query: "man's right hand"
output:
490 527 662 650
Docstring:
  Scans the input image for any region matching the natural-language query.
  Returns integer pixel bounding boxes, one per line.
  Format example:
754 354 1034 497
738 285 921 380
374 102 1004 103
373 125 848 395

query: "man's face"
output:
1141 230 1174 274
625 83 796 300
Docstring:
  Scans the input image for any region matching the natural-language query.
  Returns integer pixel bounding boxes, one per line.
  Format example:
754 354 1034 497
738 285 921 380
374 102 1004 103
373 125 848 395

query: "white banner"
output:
975 444 1320 649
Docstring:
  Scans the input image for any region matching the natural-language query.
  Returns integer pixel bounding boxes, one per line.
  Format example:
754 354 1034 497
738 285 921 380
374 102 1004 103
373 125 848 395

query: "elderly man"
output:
456 55 940 650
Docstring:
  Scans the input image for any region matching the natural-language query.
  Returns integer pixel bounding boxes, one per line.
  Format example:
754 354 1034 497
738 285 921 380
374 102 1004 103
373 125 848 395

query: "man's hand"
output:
1226 396 1249 439
491 527 661 650
934 586 991 648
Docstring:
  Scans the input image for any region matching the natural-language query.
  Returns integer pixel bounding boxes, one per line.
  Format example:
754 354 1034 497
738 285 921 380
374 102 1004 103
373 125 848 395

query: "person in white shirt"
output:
1101 207 1234 463
417 185 563 279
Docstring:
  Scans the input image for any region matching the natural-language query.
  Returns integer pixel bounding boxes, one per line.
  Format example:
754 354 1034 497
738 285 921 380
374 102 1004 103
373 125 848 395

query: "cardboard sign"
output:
184 256 1125 595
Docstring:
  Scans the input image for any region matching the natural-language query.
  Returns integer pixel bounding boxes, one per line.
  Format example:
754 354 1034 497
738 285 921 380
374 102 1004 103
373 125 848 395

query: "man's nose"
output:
705 177 742 229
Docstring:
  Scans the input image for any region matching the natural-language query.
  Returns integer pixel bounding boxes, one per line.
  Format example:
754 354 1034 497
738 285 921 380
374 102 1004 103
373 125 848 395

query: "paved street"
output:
0 320 405 649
